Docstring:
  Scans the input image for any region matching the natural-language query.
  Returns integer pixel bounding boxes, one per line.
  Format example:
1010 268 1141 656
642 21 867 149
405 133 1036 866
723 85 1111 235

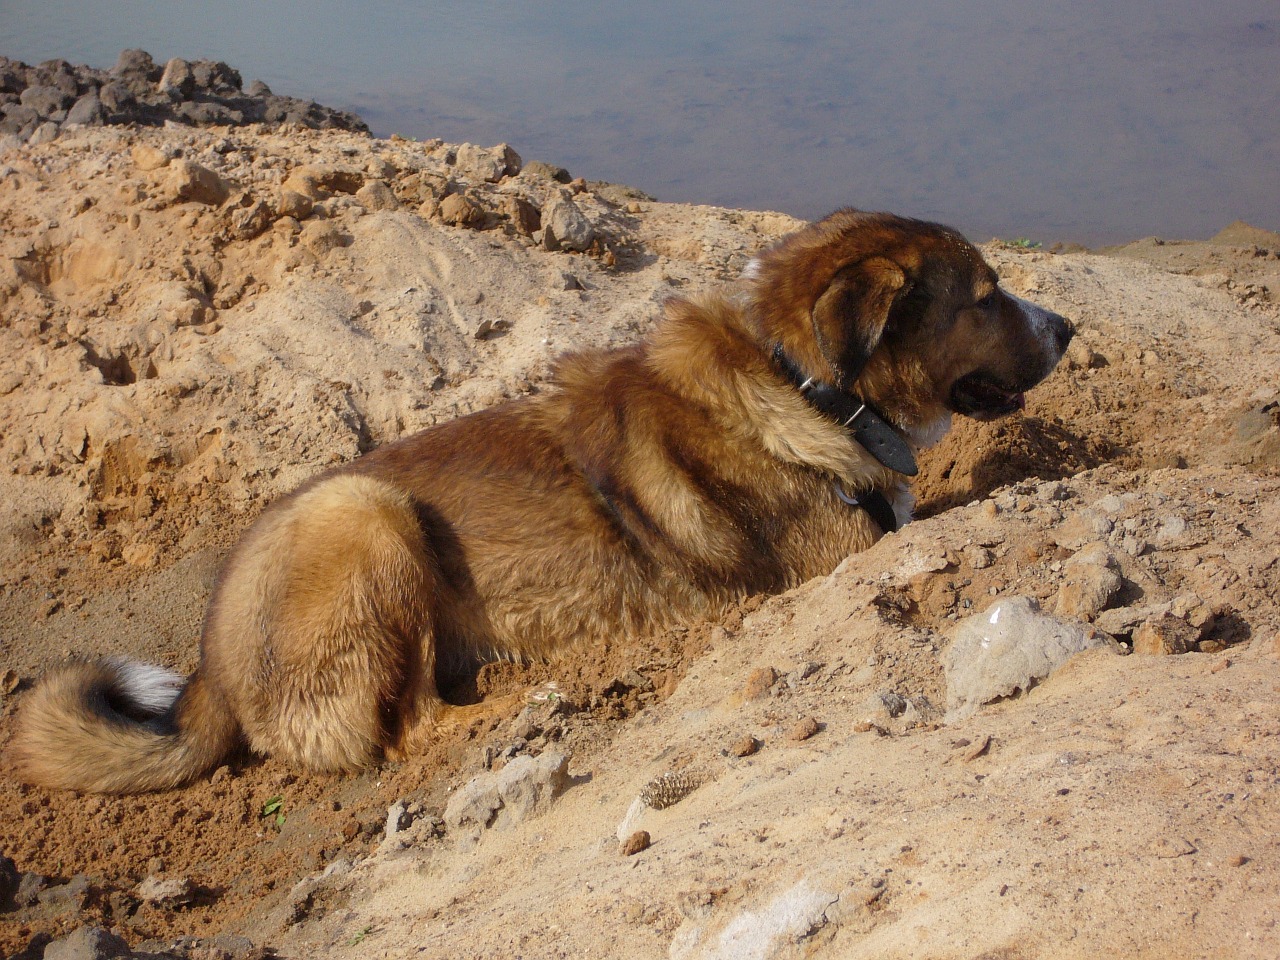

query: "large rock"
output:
454 142 522 182
166 160 231 206
544 196 595 251
43 926 131 960
64 92 106 126
444 751 572 834
19 84 73 116
157 57 196 99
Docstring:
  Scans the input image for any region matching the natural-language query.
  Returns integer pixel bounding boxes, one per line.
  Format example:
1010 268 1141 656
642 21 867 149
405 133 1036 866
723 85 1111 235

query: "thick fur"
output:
10 210 1071 793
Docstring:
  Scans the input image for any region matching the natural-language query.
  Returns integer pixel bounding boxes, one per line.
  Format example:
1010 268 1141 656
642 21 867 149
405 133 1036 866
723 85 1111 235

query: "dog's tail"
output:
9 658 238 794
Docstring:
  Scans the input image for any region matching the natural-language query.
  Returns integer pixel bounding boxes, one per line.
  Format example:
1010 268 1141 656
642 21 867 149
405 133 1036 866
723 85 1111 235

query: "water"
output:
3 0 1277 244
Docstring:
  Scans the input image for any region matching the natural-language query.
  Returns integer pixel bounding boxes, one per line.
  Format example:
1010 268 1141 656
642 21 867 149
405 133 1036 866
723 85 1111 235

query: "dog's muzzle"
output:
950 295 1073 420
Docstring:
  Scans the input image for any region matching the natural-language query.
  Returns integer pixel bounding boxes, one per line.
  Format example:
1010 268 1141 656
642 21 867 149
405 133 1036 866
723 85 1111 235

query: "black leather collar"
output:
771 344 919 478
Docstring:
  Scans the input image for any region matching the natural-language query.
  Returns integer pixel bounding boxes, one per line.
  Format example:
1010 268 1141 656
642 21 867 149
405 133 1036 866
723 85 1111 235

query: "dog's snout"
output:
1050 313 1074 354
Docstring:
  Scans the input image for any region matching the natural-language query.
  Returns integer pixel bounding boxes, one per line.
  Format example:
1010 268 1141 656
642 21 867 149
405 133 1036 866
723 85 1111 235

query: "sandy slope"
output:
1 121 1279 959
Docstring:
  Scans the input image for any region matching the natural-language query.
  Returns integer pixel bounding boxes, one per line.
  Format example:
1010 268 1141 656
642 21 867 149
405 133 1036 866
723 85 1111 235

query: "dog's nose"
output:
1049 312 1074 353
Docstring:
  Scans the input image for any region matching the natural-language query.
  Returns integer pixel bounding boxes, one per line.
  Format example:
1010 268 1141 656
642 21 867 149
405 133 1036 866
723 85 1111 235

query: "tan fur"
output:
10 210 1071 793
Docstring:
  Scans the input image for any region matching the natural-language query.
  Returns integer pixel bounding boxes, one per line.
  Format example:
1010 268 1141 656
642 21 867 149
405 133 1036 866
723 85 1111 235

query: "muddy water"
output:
5 0 1278 243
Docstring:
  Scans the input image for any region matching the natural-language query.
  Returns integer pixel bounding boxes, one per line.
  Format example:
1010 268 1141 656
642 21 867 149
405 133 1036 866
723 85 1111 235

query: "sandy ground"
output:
1 121 1279 959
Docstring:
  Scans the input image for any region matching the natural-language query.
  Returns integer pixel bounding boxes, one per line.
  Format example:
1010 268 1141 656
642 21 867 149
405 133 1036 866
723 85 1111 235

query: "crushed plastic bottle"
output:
942 595 1118 722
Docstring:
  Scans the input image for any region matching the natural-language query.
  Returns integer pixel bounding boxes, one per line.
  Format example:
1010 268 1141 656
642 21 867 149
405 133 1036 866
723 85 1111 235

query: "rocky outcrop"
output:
0 50 367 143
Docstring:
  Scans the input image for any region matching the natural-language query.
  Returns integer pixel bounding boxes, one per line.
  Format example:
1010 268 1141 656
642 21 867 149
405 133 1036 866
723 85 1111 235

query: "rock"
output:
175 100 245 126
19 84 73 116
788 716 821 741
863 690 908 720
1152 515 1204 549
603 669 654 696
131 142 170 171
225 193 274 240
64 92 105 126
1052 508 1113 550
943 596 1119 720
1066 337 1103 370
282 164 364 200
1053 563 1122 620
671 877 840 959
191 59 243 95
544 196 595 251
439 192 482 227
355 179 400 212
621 830 652 856
1132 614 1198 655
1171 593 1215 630
1 102 41 134
1096 601 1170 636
299 220 353 257
729 734 759 757
135 874 194 905
472 317 511 340
501 195 541 237
444 751 571 833
742 665 778 700
215 934 266 959
38 873 91 908
43 926 131 960
15 871 46 906
1064 542 1118 570
964 544 993 568
112 49 161 83
277 188 314 220
455 142 521 182
960 733 993 761
28 121 60 145
167 160 231 206
158 58 196 99
520 159 572 183
384 800 417 837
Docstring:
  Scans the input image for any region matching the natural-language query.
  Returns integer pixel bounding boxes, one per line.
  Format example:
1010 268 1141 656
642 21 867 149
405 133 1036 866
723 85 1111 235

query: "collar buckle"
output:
771 343 919 477
841 403 867 428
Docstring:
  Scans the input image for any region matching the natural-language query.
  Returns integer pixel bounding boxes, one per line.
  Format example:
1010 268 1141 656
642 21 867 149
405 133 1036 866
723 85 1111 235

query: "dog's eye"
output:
975 291 998 309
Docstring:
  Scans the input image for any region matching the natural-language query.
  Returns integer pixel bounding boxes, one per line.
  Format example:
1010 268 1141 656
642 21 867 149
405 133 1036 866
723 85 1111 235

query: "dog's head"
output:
745 209 1073 427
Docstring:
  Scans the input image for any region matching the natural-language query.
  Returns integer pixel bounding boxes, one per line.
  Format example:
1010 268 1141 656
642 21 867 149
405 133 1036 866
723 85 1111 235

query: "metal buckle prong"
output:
842 403 867 428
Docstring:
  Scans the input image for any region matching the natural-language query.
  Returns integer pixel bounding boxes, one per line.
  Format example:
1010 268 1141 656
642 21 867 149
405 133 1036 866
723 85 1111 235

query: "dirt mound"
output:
2 110 1279 959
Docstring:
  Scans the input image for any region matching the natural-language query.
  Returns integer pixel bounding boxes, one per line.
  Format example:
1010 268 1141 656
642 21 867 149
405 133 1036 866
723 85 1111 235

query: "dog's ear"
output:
811 256 908 387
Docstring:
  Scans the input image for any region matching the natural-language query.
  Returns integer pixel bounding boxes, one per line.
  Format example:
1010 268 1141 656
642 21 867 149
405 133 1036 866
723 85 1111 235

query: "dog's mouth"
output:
949 372 1027 420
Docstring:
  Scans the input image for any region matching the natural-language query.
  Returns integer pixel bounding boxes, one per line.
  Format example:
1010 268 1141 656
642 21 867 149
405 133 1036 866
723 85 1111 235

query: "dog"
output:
10 210 1072 793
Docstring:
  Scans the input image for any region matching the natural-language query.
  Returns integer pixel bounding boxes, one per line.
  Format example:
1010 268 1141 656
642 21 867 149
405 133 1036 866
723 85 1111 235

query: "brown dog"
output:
11 210 1072 793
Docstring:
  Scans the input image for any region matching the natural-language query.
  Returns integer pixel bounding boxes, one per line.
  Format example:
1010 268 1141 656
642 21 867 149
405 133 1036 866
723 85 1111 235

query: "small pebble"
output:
729 735 760 757
741 666 778 701
788 716 820 742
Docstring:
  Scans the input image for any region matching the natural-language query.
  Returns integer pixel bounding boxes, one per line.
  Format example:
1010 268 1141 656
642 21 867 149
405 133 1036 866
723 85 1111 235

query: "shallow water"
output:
4 0 1277 243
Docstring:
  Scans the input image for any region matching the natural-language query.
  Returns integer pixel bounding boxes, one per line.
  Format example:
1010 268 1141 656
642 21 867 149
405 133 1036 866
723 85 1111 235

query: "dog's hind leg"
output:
207 473 444 773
